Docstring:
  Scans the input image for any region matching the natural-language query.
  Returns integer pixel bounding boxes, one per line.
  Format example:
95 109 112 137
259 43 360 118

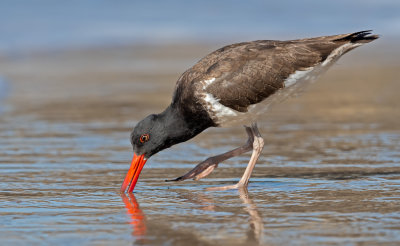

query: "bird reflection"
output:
121 189 263 244
176 187 264 244
238 187 264 244
121 193 146 239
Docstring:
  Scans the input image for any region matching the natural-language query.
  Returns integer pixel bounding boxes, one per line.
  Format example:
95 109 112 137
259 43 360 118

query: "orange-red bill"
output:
120 153 147 193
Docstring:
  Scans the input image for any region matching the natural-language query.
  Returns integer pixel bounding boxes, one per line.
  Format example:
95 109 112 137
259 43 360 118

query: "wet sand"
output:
0 42 400 245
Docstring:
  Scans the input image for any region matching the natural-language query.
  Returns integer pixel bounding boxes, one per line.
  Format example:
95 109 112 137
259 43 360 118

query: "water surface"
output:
1 114 399 245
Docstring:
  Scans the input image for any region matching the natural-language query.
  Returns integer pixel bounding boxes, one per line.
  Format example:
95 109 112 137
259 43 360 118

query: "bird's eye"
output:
139 134 150 143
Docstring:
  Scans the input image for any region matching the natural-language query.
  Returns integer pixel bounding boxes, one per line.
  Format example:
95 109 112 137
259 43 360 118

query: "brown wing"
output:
173 31 378 112
204 38 347 112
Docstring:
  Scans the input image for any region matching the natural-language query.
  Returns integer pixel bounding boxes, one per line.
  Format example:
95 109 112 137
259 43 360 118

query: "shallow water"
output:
1 114 400 245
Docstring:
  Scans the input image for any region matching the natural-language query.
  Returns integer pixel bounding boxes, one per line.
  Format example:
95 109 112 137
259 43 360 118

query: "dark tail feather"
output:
334 30 379 44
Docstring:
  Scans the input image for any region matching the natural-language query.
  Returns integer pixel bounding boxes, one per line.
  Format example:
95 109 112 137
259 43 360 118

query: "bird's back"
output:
172 31 378 126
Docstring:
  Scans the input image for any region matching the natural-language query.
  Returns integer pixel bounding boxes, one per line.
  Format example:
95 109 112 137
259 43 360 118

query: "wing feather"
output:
172 31 378 114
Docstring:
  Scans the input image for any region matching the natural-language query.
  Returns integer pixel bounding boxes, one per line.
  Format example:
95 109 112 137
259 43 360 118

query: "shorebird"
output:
120 30 378 193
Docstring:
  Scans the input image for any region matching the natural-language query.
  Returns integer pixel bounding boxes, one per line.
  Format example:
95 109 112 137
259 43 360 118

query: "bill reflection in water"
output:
121 193 147 240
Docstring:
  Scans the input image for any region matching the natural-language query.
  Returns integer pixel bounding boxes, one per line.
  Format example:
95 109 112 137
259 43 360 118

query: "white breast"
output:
198 77 239 125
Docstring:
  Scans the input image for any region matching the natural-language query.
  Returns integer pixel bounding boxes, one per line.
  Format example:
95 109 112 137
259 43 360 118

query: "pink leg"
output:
208 123 264 191
167 123 264 191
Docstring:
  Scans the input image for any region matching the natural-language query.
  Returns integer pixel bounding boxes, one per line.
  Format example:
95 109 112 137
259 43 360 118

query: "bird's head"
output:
120 105 212 193
130 113 171 158
121 113 169 193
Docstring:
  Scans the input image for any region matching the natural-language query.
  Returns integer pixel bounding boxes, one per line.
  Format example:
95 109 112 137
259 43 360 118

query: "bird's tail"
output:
333 30 379 44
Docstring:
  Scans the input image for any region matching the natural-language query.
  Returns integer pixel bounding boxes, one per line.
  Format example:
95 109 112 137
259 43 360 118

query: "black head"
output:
130 105 214 159
130 114 169 158
125 105 213 192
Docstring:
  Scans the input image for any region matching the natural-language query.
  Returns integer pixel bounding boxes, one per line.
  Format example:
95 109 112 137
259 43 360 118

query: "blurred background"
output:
0 0 399 53
0 1 400 245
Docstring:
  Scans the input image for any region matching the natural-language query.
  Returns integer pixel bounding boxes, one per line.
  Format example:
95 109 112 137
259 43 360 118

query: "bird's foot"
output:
165 157 219 182
166 125 255 183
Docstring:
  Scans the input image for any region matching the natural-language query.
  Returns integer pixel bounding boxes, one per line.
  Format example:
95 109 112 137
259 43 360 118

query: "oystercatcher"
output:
121 30 378 193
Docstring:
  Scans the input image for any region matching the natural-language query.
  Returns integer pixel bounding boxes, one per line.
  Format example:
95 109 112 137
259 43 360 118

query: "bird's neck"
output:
158 104 214 146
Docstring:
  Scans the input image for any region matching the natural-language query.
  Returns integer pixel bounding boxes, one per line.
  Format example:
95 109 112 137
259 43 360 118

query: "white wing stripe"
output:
284 67 314 87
